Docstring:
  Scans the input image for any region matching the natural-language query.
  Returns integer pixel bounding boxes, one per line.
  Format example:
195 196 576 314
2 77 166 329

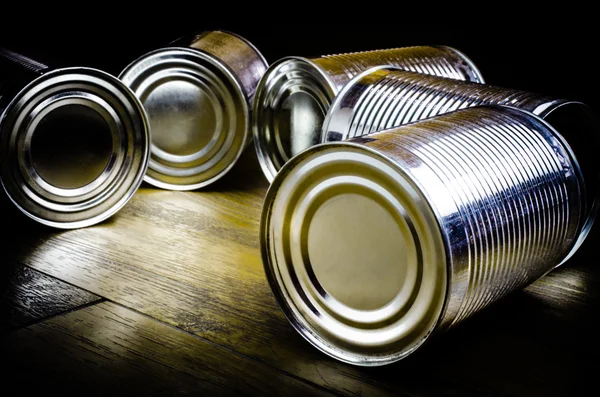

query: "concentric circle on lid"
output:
261 142 448 365
119 47 248 190
0 67 150 229
252 57 338 182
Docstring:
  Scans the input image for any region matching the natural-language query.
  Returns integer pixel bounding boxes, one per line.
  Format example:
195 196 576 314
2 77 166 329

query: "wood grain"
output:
0 262 102 332
0 301 335 397
4 149 596 396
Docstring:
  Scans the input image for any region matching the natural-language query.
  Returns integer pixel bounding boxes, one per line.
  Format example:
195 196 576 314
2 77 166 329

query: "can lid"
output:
253 57 338 182
0 67 150 229
261 142 448 365
119 47 248 190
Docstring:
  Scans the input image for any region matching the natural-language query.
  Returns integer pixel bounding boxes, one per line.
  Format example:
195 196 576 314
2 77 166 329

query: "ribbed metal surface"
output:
320 46 482 84
253 46 483 182
326 67 559 140
323 66 599 262
0 48 48 75
0 48 49 116
353 107 582 328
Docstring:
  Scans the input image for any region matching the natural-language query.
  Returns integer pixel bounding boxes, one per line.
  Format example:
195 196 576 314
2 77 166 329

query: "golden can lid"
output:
261 142 448 365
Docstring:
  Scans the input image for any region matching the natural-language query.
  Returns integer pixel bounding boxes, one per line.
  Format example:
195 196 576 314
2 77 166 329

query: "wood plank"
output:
4 149 596 396
0 261 102 332
0 301 335 397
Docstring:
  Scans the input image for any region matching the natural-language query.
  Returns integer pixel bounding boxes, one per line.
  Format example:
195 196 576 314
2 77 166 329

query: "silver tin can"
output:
0 48 150 229
252 46 484 182
261 106 584 366
119 31 268 190
322 66 600 258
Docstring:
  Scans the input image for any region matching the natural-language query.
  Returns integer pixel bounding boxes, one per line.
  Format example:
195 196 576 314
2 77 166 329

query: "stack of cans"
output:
1 31 598 366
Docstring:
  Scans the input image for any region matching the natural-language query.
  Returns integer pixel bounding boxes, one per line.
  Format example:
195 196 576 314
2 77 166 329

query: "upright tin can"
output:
0 48 150 229
252 46 484 181
261 106 586 366
322 66 600 257
119 31 268 190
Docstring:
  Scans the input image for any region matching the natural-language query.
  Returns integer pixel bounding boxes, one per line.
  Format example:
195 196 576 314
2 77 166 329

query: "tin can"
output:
119 31 268 190
252 46 484 182
0 48 150 229
322 66 600 257
261 106 585 366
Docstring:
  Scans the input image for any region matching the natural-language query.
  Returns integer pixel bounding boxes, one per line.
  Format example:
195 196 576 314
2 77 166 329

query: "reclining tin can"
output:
0 48 150 229
120 31 268 190
261 105 589 365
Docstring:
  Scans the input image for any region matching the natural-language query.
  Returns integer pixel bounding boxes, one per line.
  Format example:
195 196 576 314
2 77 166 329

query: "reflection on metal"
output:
0 48 150 229
322 66 600 259
262 106 585 366
120 31 268 190
252 46 484 182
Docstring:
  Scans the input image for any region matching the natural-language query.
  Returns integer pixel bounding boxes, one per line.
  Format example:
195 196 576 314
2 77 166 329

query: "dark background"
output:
0 19 598 113
0 16 599 396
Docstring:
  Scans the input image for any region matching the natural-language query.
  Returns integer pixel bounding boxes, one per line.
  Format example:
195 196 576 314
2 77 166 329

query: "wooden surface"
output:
0 263 102 332
1 301 332 397
1 149 597 396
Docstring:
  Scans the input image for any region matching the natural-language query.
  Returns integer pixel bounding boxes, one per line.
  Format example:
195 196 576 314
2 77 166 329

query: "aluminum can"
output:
261 106 584 365
0 48 150 229
120 31 268 190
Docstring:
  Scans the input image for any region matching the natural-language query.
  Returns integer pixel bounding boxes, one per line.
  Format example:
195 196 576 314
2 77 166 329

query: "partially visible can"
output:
252 46 484 181
261 106 585 366
119 31 268 190
0 48 150 229
322 66 600 258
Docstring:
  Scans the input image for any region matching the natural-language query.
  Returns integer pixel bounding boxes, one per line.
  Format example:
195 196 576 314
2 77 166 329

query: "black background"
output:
0 14 598 396
0 18 598 113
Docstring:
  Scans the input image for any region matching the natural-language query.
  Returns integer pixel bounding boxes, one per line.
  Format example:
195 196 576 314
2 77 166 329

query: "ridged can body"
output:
0 48 150 229
120 31 268 190
323 66 600 258
0 49 49 115
261 106 583 366
252 46 484 182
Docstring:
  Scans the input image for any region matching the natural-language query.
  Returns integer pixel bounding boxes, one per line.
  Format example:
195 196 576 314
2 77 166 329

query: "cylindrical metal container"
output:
252 46 484 182
261 106 585 366
119 31 268 190
0 48 150 229
322 66 600 257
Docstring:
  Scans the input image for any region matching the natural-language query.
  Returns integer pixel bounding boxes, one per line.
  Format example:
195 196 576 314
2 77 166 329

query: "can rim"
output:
0 67 150 229
252 56 339 182
435 45 486 84
213 30 270 70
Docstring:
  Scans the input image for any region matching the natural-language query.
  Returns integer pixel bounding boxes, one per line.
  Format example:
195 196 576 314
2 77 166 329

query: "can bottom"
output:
262 143 448 365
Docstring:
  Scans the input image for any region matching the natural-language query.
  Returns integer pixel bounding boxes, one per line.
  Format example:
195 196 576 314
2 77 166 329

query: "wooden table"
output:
1 149 597 396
